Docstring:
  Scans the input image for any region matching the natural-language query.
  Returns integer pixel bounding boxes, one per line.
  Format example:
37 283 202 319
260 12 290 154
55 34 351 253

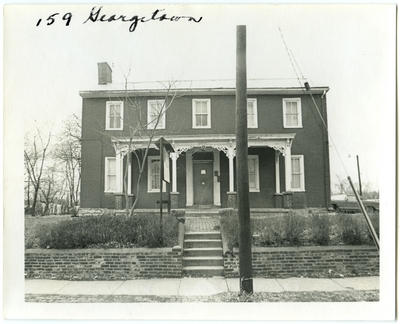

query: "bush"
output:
310 211 331 246
220 209 379 248
32 212 178 249
282 212 306 246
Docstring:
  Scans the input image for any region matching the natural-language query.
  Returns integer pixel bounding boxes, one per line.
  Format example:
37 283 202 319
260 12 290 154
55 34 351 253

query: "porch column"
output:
186 151 193 206
213 151 221 206
115 150 123 193
275 150 280 193
227 147 236 192
170 152 179 192
127 157 132 195
284 139 292 192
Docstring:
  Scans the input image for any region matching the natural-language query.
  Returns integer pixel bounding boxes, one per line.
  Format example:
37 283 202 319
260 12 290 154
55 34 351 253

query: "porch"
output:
110 133 307 210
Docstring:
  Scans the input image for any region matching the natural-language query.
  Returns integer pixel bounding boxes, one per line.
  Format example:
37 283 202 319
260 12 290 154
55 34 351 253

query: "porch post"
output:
170 152 179 192
275 150 280 193
227 147 236 192
284 139 292 192
127 156 132 195
115 150 123 193
186 151 193 206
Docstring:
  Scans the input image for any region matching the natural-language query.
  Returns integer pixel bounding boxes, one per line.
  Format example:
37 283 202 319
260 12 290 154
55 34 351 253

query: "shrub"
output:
253 217 285 247
219 209 379 248
282 212 306 246
219 209 255 250
310 211 331 246
32 213 178 249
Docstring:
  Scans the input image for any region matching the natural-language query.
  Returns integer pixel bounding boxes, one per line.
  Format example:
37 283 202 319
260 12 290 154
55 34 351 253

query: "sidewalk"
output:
25 276 379 296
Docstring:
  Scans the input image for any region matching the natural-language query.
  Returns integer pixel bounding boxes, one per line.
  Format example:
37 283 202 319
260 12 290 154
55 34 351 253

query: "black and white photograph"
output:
3 3 396 321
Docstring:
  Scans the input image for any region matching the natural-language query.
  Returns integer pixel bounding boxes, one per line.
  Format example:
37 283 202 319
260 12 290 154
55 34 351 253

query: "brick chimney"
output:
97 62 112 85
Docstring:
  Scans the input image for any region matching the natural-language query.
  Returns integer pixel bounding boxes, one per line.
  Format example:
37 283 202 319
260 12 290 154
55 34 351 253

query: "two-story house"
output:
80 63 331 211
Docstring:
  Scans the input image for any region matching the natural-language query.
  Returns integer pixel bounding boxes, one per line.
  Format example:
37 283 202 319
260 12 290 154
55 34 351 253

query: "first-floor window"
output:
291 155 305 191
148 156 166 192
105 157 116 192
248 155 260 192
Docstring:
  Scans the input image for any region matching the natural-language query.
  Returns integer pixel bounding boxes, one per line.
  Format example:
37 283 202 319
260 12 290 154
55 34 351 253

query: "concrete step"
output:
183 256 224 267
185 232 221 240
182 266 224 277
184 239 222 248
183 247 223 257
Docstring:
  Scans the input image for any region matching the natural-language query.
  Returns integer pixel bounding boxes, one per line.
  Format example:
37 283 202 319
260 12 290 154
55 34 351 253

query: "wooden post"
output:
357 155 362 196
236 25 253 295
159 137 164 244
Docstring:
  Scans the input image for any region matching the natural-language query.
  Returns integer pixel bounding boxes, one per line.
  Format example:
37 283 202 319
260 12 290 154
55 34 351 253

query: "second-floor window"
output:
283 98 302 128
106 101 123 130
148 100 166 129
192 99 211 128
247 99 258 128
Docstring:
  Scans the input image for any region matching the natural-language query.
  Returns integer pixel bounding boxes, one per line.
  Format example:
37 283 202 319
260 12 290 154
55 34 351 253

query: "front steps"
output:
182 232 224 277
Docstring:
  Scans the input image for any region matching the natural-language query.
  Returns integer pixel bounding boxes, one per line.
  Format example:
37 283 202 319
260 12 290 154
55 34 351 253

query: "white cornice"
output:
79 87 329 99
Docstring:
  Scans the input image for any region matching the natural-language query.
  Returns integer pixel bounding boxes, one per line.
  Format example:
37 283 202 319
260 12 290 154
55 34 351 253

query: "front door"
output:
193 161 213 205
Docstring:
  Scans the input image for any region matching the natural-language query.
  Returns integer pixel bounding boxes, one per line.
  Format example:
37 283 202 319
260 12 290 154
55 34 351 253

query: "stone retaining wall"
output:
25 248 182 280
224 246 379 278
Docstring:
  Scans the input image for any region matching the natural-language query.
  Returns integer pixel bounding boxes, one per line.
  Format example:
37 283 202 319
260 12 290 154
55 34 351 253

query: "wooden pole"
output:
236 25 253 295
159 137 164 244
357 155 362 196
348 176 379 250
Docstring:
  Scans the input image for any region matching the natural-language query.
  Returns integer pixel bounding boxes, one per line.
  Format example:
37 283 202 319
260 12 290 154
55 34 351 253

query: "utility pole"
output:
356 155 362 196
236 25 253 295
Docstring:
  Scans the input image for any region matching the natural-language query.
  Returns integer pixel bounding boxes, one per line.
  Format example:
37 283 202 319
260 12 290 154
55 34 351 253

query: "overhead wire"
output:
278 25 351 178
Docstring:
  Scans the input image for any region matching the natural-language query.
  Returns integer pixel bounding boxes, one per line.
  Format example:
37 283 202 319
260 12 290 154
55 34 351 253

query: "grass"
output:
25 290 379 303
220 209 380 249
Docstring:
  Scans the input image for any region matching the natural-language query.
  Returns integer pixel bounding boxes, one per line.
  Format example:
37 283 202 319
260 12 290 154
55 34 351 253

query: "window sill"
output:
283 126 303 129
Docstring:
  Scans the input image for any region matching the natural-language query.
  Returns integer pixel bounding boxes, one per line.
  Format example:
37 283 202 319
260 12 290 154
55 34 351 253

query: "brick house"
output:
80 63 331 211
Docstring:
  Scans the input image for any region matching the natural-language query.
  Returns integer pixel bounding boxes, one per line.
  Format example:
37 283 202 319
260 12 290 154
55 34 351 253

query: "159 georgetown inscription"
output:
36 6 203 32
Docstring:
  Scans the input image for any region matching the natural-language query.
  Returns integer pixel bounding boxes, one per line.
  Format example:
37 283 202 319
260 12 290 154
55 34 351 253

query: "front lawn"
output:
25 212 178 249
220 209 379 250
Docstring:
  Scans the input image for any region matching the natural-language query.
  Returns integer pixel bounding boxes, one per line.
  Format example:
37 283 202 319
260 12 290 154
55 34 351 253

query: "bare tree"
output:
53 114 82 208
100 75 182 217
38 165 61 215
24 127 52 216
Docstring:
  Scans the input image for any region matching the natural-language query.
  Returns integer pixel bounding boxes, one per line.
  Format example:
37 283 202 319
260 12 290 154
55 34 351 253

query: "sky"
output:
5 4 396 192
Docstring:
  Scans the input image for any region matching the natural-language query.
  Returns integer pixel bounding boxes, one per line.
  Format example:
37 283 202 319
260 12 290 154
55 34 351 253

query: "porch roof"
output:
112 133 296 155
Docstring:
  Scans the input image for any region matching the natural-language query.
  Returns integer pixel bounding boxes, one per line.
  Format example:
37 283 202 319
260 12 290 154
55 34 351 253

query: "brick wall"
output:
224 246 379 278
25 248 182 280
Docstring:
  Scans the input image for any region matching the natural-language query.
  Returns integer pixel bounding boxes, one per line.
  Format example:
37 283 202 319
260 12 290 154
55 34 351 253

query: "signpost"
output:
155 137 174 244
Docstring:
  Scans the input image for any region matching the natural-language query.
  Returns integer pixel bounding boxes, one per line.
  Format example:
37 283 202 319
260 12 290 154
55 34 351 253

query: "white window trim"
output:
247 98 258 128
104 157 117 193
105 101 124 130
147 100 166 130
192 99 211 129
147 156 166 193
283 98 302 128
291 155 305 191
248 155 260 192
